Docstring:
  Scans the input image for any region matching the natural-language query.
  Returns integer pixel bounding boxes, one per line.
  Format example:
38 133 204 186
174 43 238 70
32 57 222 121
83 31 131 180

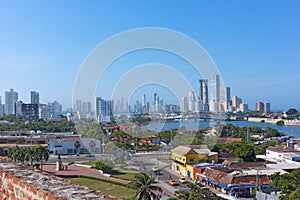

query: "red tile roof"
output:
202 168 271 186
226 138 242 143
266 146 298 153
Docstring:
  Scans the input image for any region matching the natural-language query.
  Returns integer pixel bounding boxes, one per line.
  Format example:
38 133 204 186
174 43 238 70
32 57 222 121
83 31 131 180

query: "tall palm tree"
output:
24 147 37 167
35 145 49 170
10 146 25 163
130 173 162 200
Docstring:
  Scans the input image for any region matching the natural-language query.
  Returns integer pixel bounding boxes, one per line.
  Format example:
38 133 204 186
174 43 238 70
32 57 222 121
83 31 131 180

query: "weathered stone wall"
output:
0 157 107 200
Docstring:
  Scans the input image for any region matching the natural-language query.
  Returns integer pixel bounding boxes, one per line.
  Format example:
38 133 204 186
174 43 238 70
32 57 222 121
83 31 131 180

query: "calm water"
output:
146 119 300 139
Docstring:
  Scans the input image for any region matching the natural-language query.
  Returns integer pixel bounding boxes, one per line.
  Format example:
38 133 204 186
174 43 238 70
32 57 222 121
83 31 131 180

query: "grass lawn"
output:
111 168 140 181
81 160 140 181
66 177 136 198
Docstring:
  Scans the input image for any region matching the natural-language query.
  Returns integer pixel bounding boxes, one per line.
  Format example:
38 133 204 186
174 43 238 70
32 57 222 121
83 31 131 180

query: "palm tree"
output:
24 148 37 167
35 145 49 170
74 141 81 156
129 173 162 200
9 146 25 163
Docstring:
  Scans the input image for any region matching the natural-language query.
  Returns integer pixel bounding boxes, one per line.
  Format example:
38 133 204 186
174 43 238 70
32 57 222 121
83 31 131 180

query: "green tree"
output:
234 143 256 162
24 147 37 167
270 168 300 200
265 127 281 137
286 108 298 115
35 145 49 170
129 173 162 200
174 183 219 200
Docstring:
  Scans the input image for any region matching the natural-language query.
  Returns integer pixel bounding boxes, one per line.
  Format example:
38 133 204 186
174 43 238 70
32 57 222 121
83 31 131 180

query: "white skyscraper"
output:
180 96 188 112
5 89 18 115
209 74 220 102
221 86 231 112
96 97 113 122
199 79 209 112
188 91 196 112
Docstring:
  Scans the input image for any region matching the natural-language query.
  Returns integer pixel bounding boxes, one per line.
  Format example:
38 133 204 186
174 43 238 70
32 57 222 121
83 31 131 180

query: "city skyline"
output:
0 1 299 110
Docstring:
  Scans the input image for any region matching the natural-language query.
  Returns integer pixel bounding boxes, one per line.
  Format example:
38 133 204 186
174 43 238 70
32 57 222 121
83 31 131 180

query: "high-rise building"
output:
209 74 220 102
49 101 62 115
21 103 39 122
180 96 188 112
155 94 159 112
5 89 18 115
222 86 231 111
96 97 113 122
142 94 147 114
232 96 242 110
188 91 196 112
199 79 209 111
39 105 54 120
209 99 218 113
239 103 249 113
0 96 3 116
255 102 264 112
30 91 39 105
195 99 203 113
265 102 271 113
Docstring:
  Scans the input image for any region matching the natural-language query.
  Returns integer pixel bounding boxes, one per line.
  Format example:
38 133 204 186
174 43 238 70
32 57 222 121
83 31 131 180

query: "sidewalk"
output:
42 164 129 185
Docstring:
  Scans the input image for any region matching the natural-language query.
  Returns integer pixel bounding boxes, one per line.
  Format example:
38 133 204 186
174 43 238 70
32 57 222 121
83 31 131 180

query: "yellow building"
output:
171 145 218 180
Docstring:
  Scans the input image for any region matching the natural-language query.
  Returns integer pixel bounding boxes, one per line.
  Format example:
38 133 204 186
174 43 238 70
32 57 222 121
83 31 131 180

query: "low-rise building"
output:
48 137 101 155
171 145 218 179
199 167 271 197
266 146 299 162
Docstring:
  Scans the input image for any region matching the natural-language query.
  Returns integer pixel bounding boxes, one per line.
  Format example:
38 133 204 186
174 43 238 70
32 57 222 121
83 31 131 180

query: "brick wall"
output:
0 157 106 200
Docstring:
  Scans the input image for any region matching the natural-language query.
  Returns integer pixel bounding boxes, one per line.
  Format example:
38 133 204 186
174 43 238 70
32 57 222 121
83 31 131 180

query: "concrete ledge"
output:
0 157 114 200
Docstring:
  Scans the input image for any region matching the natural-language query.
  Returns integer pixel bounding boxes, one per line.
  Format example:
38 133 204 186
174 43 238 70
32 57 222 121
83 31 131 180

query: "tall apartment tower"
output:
209 74 220 102
255 102 265 112
5 89 18 115
199 79 209 111
224 87 231 111
232 96 242 110
31 91 40 105
265 102 271 113
0 96 3 116
96 97 113 122
180 96 188 112
188 91 196 112
142 94 147 113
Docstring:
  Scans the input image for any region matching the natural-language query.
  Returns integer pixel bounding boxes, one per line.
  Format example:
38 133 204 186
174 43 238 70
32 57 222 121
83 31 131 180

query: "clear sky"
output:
0 1 299 111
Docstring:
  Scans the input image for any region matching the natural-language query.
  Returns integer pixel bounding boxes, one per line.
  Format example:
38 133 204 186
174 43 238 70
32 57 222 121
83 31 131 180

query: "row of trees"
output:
0 116 75 132
213 140 277 162
7 145 49 170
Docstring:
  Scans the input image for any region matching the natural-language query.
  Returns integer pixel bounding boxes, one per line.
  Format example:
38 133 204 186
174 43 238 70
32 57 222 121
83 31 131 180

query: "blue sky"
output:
0 1 299 111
